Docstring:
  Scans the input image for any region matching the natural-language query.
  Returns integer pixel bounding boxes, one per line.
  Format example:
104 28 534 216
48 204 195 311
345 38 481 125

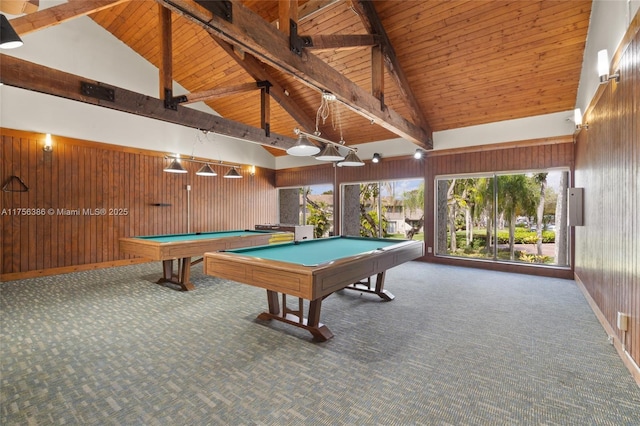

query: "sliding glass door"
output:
435 170 569 267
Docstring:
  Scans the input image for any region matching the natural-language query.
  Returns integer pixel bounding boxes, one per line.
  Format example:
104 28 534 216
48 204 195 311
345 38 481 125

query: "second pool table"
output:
203 236 424 340
119 230 293 291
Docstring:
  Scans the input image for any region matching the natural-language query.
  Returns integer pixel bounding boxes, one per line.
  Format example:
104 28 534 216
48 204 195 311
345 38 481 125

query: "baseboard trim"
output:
0 258 151 282
574 273 640 386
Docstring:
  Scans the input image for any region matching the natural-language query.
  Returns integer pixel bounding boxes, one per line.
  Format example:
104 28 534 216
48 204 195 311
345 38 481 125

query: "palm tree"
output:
472 177 495 253
497 175 538 260
533 173 548 255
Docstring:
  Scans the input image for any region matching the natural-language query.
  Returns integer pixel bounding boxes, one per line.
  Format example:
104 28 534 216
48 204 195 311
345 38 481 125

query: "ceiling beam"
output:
212 37 320 136
9 0 129 36
156 0 431 149
0 54 297 151
350 0 432 146
158 4 173 101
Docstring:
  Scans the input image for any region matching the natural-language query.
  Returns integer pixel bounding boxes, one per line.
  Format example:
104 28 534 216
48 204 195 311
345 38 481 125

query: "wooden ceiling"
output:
5 0 592 155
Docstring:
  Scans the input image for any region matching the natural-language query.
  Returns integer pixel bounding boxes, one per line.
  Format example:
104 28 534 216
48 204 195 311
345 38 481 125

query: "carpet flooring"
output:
1 261 638 425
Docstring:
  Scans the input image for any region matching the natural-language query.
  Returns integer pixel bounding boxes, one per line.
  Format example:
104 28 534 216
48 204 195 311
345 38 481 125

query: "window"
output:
278 185 334 238
341 179 424 240
435 170 570 267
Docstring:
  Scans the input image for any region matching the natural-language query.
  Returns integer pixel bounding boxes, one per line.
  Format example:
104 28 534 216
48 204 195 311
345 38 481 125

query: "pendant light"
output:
286 134 320 156
315 144 344 161
0 15 23 49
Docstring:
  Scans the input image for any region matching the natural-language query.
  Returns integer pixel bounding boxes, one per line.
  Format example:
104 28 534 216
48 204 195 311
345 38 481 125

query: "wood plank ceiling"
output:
5 0 592 156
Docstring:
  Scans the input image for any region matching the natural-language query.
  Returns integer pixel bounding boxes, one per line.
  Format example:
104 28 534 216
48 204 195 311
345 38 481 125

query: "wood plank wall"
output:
574 27 639 379
424 137 575 279
0 128 278 280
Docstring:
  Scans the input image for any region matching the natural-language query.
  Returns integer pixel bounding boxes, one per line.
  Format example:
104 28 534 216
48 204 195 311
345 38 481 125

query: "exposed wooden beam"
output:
371 44 384 110
9 0 129 36
158 4 172 101
278 0 297 36
259 81 272 137
156 0 431 148
305 34 379 50
212 37 319 135
350 0 432 146
0 54 296 150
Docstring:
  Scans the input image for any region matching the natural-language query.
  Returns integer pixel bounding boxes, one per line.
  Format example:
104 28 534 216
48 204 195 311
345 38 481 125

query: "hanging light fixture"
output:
0 14 23 49
164 158 187 173
289 91 354 160
196 163 217 176
338 150 365 167
224 167 242 178
315 144 345 162
414 149 424 159
372 153 381 163
286 133 320 156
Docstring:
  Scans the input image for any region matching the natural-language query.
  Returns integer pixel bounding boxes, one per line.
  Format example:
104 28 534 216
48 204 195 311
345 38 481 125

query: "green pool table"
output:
203 236 424 340
119 230 293 291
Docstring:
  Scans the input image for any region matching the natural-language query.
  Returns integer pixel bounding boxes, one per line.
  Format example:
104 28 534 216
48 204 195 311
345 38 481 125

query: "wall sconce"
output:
413 149 424 159
43 134 53 152
573 108 588 131
249 165 256 177
372 153 381 163
0 14 23 49
597 49 619 84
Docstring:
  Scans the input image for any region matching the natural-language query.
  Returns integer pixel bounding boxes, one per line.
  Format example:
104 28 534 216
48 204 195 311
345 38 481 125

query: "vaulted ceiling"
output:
4 0 592 156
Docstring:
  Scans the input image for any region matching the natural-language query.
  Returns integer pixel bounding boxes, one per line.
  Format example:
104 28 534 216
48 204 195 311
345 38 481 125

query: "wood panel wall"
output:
574 26 639 380
423 137 575 279
0 128 278 280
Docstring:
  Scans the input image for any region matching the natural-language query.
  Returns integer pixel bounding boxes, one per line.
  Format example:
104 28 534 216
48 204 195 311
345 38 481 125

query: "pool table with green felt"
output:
119 230 293 291
203 236 424 340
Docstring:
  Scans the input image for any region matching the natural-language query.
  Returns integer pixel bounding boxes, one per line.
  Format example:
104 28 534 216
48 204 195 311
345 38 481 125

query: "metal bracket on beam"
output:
81 82 115 102
194 0 232 23
257 81 272 137
164 88 188 110
289 20 312 56
256 80 272 93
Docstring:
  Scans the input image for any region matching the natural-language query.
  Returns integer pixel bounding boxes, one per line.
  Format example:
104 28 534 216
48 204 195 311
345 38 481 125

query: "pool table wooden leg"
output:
265 289 280 315
344 271 394 301
257 291 334 341
156 258 195 291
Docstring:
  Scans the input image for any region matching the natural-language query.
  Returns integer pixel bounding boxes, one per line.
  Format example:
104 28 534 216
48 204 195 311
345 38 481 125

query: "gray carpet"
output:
1 261 638 425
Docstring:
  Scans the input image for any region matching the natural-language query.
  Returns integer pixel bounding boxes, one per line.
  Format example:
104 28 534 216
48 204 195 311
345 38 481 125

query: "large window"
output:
435 170 570 267
278 185 334 238
342 179 424 240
